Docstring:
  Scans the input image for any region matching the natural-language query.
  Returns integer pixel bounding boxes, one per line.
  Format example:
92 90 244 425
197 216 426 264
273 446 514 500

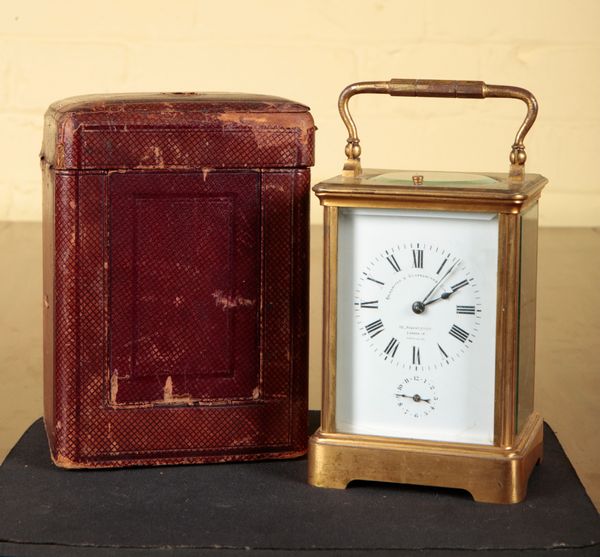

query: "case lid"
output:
41 93 314 170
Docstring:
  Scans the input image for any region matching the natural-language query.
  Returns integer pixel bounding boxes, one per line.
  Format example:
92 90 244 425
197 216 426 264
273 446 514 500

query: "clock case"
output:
41 93 314 468
308 80 548 503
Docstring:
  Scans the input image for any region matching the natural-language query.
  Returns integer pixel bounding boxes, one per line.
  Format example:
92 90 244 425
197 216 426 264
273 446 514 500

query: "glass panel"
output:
335 207 499 445
516 203 539 433
366 170 499 187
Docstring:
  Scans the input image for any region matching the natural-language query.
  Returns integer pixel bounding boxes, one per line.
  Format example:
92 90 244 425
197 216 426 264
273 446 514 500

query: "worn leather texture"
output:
41 93 314 468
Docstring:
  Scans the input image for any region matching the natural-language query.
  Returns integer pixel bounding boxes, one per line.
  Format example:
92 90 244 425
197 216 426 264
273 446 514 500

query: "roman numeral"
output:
367 276 385 286
365 319 384 338
451 279 469 292
456 305 476 315
360 300 379 309
412 346 421 365
449 324 469 343
384 337 399 359
386 253 401 272
412 249 424 268
436 257 449 275
437 343 448 358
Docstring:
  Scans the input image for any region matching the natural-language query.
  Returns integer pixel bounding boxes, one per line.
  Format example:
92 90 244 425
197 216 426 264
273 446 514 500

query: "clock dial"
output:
336 208 499 445
355 243 482 370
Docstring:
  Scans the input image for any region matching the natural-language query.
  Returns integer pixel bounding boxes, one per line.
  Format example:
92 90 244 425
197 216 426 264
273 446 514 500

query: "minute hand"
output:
420 259 460 304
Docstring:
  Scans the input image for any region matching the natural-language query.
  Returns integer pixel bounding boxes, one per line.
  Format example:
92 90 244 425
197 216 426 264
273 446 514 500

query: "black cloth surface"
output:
0 413 598 557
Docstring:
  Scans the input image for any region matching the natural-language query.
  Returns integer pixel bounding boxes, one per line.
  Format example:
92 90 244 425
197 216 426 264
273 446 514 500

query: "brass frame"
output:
308 187 547 504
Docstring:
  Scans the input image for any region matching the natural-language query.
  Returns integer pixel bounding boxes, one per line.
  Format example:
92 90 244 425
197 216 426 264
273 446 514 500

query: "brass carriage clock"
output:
308 79 547 503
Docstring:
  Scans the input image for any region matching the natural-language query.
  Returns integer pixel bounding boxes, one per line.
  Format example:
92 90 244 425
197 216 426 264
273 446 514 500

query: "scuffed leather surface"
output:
42 94 313 468
41 93 314 170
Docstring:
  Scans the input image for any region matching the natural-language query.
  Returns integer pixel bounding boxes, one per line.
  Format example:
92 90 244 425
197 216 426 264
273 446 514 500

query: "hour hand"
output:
412 260 460 314
424 277 469 307
423 291 453 306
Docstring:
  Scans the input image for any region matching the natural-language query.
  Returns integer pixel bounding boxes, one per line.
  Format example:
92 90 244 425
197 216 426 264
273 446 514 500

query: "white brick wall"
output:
1 0 599 224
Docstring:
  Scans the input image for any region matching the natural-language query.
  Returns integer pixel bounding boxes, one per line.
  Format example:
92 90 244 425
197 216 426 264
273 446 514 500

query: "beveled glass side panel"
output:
516 203 539 433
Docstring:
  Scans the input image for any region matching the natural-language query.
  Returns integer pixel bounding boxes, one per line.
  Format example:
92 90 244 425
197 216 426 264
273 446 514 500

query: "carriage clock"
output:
308 79 547 503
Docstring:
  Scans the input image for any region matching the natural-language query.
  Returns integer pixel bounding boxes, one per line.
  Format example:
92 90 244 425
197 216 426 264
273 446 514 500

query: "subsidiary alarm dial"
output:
395 375 438 418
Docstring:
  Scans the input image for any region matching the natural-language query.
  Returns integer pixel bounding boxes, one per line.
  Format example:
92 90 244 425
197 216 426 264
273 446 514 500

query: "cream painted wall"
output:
1 0 599 225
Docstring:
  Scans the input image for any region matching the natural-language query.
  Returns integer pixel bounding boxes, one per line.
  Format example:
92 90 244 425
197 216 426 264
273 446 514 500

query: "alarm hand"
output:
395 393 431 404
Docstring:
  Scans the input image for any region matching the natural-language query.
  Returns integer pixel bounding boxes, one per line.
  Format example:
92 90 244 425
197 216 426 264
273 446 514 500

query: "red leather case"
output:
41 93 314 468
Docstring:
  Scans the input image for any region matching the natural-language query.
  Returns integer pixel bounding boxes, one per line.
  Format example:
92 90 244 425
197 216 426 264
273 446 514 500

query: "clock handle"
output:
339 79 538 181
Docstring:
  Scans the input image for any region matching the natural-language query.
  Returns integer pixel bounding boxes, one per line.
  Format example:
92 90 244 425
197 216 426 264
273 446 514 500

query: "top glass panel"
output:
366 171 499 187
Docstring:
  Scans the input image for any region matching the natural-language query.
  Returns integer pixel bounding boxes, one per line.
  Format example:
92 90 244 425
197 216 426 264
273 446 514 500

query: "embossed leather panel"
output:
109 171 260 405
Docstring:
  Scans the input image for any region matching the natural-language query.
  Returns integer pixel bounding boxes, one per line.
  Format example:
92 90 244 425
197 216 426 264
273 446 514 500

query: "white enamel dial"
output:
335 208 499 445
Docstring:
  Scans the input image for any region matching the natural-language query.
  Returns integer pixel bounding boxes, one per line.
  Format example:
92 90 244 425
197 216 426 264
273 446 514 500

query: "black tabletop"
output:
0 413 598 557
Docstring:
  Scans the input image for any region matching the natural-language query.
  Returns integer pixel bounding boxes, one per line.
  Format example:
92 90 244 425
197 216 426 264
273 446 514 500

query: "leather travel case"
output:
41 93 314 468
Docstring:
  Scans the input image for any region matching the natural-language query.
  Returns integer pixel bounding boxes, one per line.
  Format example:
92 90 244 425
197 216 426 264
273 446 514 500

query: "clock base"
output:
308 412 543 504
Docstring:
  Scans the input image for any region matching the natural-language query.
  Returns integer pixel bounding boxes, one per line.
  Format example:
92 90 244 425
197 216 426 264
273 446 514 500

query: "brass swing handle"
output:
339 79 538 180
